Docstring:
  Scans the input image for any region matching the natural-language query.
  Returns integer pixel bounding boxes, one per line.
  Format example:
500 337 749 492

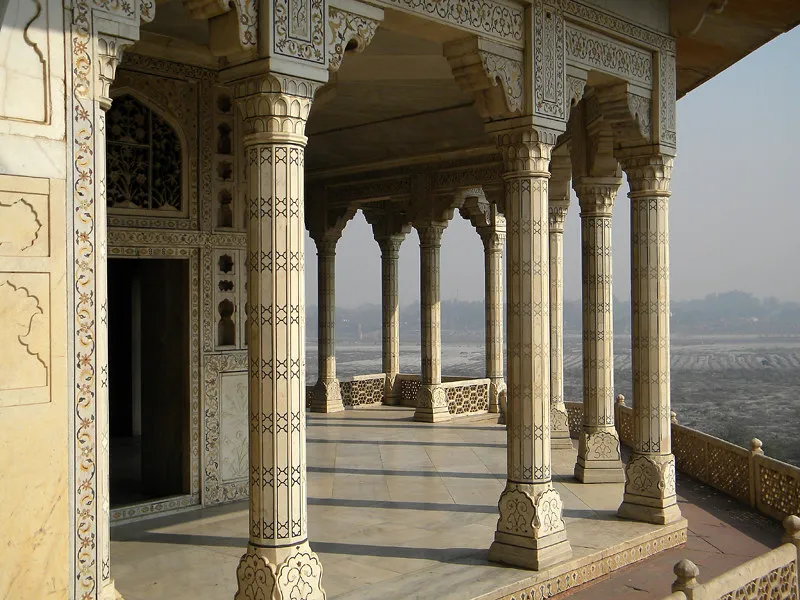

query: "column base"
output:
235 541 325 600
489 482 573 571
574 429 625 483
309 379 344 413
617 497 682 525
574 461 626 483
551 432 574 450
414 384 451 422
99 580 123 600
617 452 682 525
382 373 400 406
550 403 573 449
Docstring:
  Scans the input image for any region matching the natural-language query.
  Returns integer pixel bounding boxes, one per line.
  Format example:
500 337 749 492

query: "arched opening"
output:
106 94 191 509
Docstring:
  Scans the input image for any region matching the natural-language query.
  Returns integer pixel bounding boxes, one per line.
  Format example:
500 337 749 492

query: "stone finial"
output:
750 438 764 455
615 394 625 406
670 410 678 424
671 559 700 593
781 514 800 548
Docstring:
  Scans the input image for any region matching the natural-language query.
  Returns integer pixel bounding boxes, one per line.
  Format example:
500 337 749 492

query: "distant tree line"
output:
307 291 800 339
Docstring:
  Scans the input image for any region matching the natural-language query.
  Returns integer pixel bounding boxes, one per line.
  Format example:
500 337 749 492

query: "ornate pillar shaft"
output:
573 179 625 483
233 74 324 599
617 155 681 525
488 129 572 570
548 202 572 449
379 236 403 404
478 226 506 415
414 223 450 422
310 239 343 413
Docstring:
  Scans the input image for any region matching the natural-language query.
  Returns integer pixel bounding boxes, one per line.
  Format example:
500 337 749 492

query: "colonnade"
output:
229 75 680 595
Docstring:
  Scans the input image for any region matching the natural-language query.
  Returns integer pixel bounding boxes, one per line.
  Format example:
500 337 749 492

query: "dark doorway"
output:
108 258 191 507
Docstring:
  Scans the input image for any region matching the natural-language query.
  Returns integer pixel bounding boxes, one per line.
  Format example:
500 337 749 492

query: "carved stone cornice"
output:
444 37 524 119
621 155 673 196
573 177 621 216
231 73 320 142
327 5 382 72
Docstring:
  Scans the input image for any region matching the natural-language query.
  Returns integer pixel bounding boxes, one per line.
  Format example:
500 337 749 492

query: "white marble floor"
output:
111 407 677 600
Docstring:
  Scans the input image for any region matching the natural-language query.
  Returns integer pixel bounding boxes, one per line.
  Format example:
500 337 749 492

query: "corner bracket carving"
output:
444 37 524 119
327 3 383 72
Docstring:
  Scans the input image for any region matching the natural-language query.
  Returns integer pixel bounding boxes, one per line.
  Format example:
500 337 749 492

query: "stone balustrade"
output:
340 374 385 407
659 515 800 600
565 397 800 523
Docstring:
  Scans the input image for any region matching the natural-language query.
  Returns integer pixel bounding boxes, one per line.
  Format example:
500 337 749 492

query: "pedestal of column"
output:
478 223 506 417
310 239 344 413
573 179 625 483
548 201 573 449
378 235 403 405
414 223 450 422
617 155 682 525
233 73 325 599
488 128 572 570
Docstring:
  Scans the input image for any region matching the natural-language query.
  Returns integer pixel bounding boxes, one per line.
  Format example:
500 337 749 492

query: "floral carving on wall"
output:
107 94 183 212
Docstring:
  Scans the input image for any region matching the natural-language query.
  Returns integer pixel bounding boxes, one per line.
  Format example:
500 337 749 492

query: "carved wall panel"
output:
111 55 216 230
220 371 248 481
212 86 241 231
0 0 66 145
203 352 249 504
0 175 60 408
214 248 247 349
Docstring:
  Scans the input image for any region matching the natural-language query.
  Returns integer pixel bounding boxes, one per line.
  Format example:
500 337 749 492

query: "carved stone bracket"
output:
327 3 383 72
444 37 524 119
593 84 653 150
182 0 256 55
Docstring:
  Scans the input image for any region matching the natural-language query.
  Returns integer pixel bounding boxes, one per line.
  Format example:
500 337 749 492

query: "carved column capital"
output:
313 238 337 257
495 127 558 175
232 73 320 144
573 177 622 217
416 222 447 248
548 202 569 233
377 235 405 259
477 226 505 252
621 155 673 196
96 34 136 111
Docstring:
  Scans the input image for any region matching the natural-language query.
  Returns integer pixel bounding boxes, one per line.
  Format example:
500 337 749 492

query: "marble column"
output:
488 128 572 570
414 222 450 422
309 237 344 413
617 154 682 525
477 221 506 416
548 200 573 449
233 74 325 599
573 178 625 483
378 234 404 405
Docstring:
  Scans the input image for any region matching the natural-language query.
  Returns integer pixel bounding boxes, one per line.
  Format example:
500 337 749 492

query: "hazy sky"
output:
306 28 800 308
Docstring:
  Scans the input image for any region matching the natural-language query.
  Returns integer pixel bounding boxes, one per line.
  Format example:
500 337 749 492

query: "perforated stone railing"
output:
396 374 491 417
610 396 800 523
564 401 583 438
441 378 490 416
397 374 421 408
658 516 800 600
340 374 385 407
